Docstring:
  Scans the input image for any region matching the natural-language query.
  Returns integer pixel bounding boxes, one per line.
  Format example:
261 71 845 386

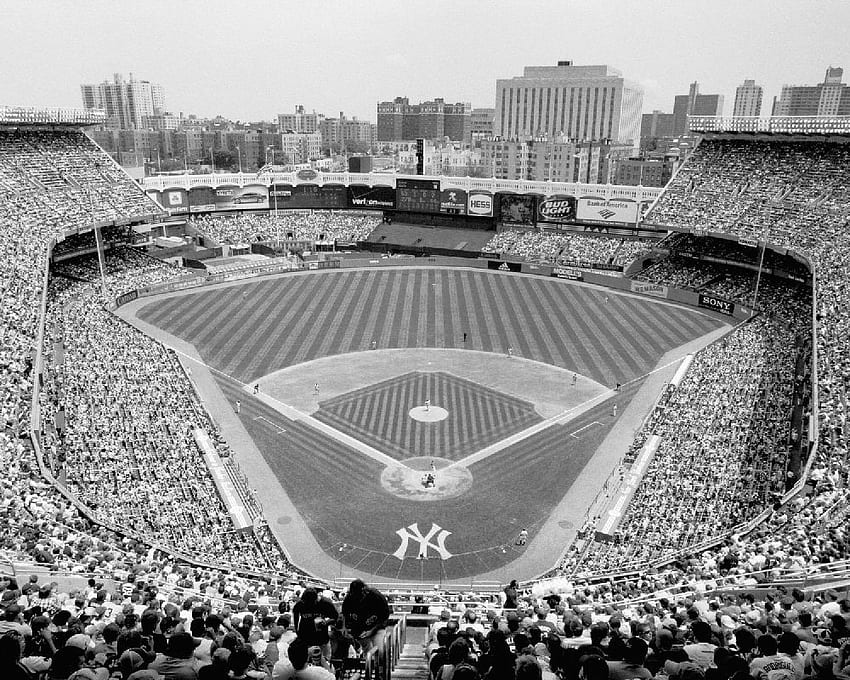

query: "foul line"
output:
569 421 604 438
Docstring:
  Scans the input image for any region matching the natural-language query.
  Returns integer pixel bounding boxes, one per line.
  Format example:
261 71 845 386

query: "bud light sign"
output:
538 195 577 224
468 191 493 217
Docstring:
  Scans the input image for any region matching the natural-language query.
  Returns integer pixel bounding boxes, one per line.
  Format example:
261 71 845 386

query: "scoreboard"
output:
269 184 347 209
396 178 441 214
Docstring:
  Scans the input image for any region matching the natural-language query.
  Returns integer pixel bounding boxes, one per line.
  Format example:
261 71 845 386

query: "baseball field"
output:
129 266 727 583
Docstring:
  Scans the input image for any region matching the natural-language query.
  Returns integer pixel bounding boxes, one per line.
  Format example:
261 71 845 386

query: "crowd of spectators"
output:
4 127 850 654
481 229 653 269
633 257 759 305
563 139 850 587
0 129 304 612
2 566 850 680
574 282 811 575
189 212 381 247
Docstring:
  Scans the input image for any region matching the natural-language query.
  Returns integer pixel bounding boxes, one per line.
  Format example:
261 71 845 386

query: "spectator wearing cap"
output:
149 632 199 680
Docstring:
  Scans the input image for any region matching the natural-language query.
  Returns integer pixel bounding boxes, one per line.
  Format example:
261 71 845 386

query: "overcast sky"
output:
2 0 848 122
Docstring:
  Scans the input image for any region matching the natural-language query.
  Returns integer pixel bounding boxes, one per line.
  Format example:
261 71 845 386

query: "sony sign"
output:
698 294 735 315
468 192 493 216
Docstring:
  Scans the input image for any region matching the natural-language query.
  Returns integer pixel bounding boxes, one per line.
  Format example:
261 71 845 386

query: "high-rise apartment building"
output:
470 108 495 141
771 67 850 116
277 105 324 133
376 98 471 142
733 79 763 117
493 61 644 150
319 112 375 152
673 82 724 134
80 73 165 129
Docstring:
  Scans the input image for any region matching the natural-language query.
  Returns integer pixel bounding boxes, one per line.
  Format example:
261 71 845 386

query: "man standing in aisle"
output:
342 579 391 660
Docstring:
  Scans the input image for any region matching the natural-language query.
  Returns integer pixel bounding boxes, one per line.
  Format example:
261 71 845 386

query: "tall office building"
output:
80 73 165 129
493 61 644 149
733 79 763 116
672 82 724 134
376 98 471 142
771 67 850 116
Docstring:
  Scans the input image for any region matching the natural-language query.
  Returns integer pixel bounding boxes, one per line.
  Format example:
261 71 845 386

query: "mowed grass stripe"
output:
617 297 688 349
377 272 403 350
359 270 391 351
571 292 645 379
497 276 549 361
530 281 596 376
524 278 573 368
310 271 370 359
485 274 527 356
468 271 508 353
598 296 668 367
231 277 315 379
291 273 356 365
395 272 418 348
457 271 485 350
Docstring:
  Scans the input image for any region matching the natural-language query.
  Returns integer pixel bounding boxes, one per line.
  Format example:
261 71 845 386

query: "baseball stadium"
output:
0 105 848 679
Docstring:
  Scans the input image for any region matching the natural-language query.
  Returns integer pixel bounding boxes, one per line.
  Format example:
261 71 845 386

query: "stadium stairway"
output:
391 628 430 680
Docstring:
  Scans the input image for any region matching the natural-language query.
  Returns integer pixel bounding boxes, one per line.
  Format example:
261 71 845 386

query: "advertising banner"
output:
163 188 188 215
698 293 735 315
498 193 537 225
439 188 467 215
577 198 639 226
630 280 669 298
189 187 216 213
213 185 269 210
552 266 583 281
347 185 396 209
538 195 577 224
467 191 493 217
738 236 759 248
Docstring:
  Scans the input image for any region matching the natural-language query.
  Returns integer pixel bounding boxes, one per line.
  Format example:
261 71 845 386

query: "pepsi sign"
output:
296 168 318 181
538 195 577 223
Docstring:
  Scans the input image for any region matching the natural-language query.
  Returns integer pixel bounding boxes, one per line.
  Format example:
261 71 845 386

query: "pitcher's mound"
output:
409 405 449 422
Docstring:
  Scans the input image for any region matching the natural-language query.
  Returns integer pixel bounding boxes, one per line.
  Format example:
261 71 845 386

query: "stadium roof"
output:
0 106 106 127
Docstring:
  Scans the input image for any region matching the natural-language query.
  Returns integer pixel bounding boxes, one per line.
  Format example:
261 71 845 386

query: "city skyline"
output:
2 0 849 123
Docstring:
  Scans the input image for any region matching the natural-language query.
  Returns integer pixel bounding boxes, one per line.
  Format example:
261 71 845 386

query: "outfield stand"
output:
481 229 654 268
190 211 382 247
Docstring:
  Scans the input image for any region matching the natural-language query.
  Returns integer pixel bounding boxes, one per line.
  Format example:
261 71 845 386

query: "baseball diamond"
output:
133 266 726 581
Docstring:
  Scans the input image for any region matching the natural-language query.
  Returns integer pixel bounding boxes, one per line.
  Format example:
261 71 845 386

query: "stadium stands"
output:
481 229 653 268
190 212 382 247
2 121 850 680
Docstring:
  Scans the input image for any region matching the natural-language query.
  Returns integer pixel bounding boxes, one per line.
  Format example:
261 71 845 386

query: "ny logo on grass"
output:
393 522 453 560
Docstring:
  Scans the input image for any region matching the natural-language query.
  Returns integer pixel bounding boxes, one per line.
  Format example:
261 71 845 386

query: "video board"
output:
497 193 537 225
396 178 441 214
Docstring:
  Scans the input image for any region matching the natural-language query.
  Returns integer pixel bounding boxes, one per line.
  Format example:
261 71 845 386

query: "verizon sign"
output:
577 198 638 226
